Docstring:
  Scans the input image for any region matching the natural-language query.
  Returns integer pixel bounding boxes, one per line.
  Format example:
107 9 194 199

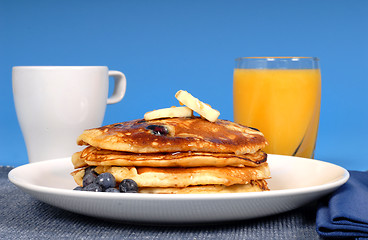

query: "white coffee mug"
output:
12 66 127 163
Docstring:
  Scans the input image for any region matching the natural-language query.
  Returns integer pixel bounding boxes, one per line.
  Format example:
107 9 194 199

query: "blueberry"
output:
95 172 116 190
119 179 139 193
146 125 169 136
83 171 98 187
73 186 83 191
105 188 120 193
83 183 103 192
84 166 97 175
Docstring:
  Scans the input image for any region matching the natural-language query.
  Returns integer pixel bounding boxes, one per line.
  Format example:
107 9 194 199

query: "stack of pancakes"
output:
71 117 270 194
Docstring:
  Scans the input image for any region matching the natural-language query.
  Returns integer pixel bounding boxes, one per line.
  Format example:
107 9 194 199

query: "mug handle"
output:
107 71 127 104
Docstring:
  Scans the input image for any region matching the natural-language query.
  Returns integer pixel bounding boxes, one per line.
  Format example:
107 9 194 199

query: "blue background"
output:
1 0 367 169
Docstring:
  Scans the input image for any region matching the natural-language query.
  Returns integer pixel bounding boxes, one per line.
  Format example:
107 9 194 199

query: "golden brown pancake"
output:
72 116 270 194
77 117 267 155
71 146 268 169
139 181 269 194
71 163 270 188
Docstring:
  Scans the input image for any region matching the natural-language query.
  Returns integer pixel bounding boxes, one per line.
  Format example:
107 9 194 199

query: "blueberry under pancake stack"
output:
71 90 271 194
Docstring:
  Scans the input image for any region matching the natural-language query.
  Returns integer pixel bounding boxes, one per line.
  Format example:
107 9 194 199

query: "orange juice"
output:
233 68 321 158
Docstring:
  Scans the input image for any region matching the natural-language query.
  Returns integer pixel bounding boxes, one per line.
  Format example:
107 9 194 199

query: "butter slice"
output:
175 90 220 122
144 106 193 121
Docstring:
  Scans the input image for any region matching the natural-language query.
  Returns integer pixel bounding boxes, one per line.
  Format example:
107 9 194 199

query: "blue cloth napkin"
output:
316 171 368 239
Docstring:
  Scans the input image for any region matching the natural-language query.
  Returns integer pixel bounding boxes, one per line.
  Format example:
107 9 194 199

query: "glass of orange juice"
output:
233 57 321 158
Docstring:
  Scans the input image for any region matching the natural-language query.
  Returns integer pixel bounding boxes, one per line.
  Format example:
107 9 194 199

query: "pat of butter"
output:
144 106 193 120
175 90 220 122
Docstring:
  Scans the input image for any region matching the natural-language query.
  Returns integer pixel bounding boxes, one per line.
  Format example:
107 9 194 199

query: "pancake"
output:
71 146 268 169
139 181 269 194
77 117 267 155
71 163 270 188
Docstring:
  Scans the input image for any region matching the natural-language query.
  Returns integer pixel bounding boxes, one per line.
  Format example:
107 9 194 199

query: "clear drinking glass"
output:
233 57 321 158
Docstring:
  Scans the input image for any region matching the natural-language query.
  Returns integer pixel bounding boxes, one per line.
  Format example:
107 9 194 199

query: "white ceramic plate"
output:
8 154 349 223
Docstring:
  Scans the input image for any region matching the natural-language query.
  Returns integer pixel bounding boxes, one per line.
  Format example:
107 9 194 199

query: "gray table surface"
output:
1 166 327 240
